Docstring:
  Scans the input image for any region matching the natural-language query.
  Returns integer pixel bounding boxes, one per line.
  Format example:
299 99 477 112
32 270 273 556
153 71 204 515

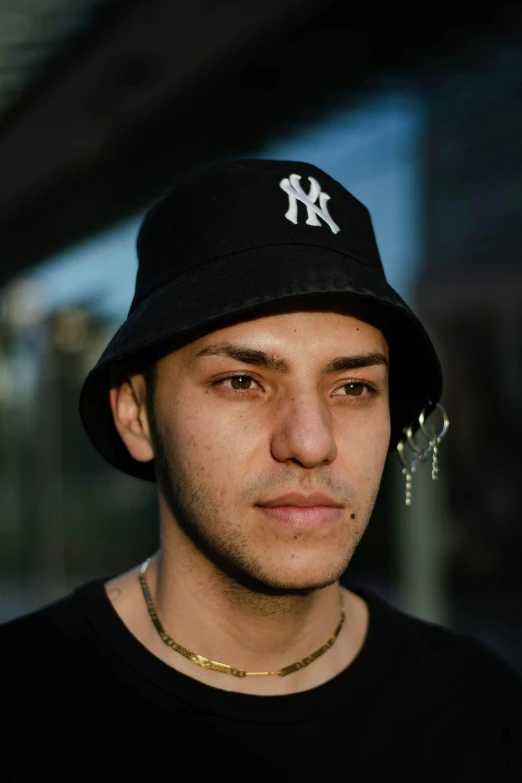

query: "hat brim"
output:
79 244 443 482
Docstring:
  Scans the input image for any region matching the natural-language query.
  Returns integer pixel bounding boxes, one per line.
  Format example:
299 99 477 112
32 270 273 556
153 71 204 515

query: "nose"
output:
269 390 337 468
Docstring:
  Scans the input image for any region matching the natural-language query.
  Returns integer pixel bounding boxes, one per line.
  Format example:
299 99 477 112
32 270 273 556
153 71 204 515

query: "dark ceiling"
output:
0 0 520 286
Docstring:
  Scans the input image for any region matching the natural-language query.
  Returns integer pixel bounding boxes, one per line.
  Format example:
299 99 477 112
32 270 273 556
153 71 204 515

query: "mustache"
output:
243 474 357 509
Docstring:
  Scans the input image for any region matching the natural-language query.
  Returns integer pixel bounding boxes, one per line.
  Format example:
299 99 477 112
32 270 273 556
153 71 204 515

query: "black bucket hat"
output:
79 159 443 482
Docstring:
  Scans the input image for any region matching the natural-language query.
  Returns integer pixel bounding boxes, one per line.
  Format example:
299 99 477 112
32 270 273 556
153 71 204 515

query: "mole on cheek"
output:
350 513 356 519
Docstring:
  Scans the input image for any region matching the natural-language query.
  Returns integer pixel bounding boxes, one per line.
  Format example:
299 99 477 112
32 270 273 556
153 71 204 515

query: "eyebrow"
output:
193 341 388 374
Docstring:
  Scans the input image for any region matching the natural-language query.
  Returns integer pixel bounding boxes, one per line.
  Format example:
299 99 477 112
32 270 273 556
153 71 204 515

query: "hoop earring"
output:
397 402 450 506
419 403 450 481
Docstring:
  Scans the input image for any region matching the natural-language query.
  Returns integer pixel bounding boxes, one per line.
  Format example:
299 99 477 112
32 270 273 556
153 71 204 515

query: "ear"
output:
109 367 155 463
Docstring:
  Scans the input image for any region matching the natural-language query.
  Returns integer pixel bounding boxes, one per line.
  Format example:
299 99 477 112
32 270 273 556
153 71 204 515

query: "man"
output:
2 160 521 780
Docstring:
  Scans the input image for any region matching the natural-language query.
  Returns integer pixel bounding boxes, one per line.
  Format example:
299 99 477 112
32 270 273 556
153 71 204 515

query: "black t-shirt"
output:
1 577 521 782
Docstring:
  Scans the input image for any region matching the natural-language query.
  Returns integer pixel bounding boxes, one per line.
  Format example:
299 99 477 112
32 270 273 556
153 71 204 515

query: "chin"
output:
250 556 348 594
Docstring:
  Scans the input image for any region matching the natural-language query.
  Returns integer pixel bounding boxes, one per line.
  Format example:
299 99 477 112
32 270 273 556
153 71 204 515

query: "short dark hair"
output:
143 361 157 424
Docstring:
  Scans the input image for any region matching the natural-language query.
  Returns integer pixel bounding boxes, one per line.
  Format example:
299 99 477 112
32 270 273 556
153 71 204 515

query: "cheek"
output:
170 403 257 488
342 417 391 487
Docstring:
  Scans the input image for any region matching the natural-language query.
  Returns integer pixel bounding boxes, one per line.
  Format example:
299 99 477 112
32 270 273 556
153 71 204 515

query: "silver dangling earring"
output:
397 402 450 506
419 403 450 481
397 439 417 506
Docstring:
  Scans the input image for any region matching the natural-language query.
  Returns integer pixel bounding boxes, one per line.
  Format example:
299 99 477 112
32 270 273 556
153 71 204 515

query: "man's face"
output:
146 307 390 594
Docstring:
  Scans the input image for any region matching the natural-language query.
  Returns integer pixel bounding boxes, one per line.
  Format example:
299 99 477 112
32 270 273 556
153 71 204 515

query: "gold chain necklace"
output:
139 556 345 677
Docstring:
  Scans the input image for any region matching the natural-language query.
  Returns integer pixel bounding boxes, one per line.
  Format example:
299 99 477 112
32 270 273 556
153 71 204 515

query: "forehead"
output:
184 304 389 361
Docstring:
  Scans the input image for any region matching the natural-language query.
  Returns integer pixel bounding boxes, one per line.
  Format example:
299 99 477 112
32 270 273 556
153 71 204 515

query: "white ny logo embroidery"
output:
279 174 340 234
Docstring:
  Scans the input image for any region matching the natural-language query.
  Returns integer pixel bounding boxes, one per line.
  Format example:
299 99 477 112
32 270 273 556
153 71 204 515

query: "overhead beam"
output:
0 0 330 283
0 0 325 216
0 0 519 285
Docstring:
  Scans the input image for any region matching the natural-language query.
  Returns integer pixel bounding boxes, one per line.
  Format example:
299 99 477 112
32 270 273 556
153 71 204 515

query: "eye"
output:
215 375 260 392
333 381 374 398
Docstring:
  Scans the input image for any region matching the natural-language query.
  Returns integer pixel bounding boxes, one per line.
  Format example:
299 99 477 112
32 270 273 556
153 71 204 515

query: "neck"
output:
155 550 340 651
135 536 358 694
105 542 368 697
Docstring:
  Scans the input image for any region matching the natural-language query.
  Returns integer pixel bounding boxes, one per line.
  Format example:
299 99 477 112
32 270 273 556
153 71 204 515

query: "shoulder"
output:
0 581 104 677
389 600 522 735
360 585 522 713
362 591 522 771
398 600 520 688
422 628 522 772
1 590 78 642
407 611 520 686
0 580 121 735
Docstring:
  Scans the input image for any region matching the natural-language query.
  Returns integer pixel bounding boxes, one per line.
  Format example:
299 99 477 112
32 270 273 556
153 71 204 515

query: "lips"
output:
258 491 342 508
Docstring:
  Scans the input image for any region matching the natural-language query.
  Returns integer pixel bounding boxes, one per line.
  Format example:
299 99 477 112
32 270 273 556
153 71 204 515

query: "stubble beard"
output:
147 402 376 598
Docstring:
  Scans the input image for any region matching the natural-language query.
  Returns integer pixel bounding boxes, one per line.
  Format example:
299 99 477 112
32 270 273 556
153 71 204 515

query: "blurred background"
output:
0 0 521 674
